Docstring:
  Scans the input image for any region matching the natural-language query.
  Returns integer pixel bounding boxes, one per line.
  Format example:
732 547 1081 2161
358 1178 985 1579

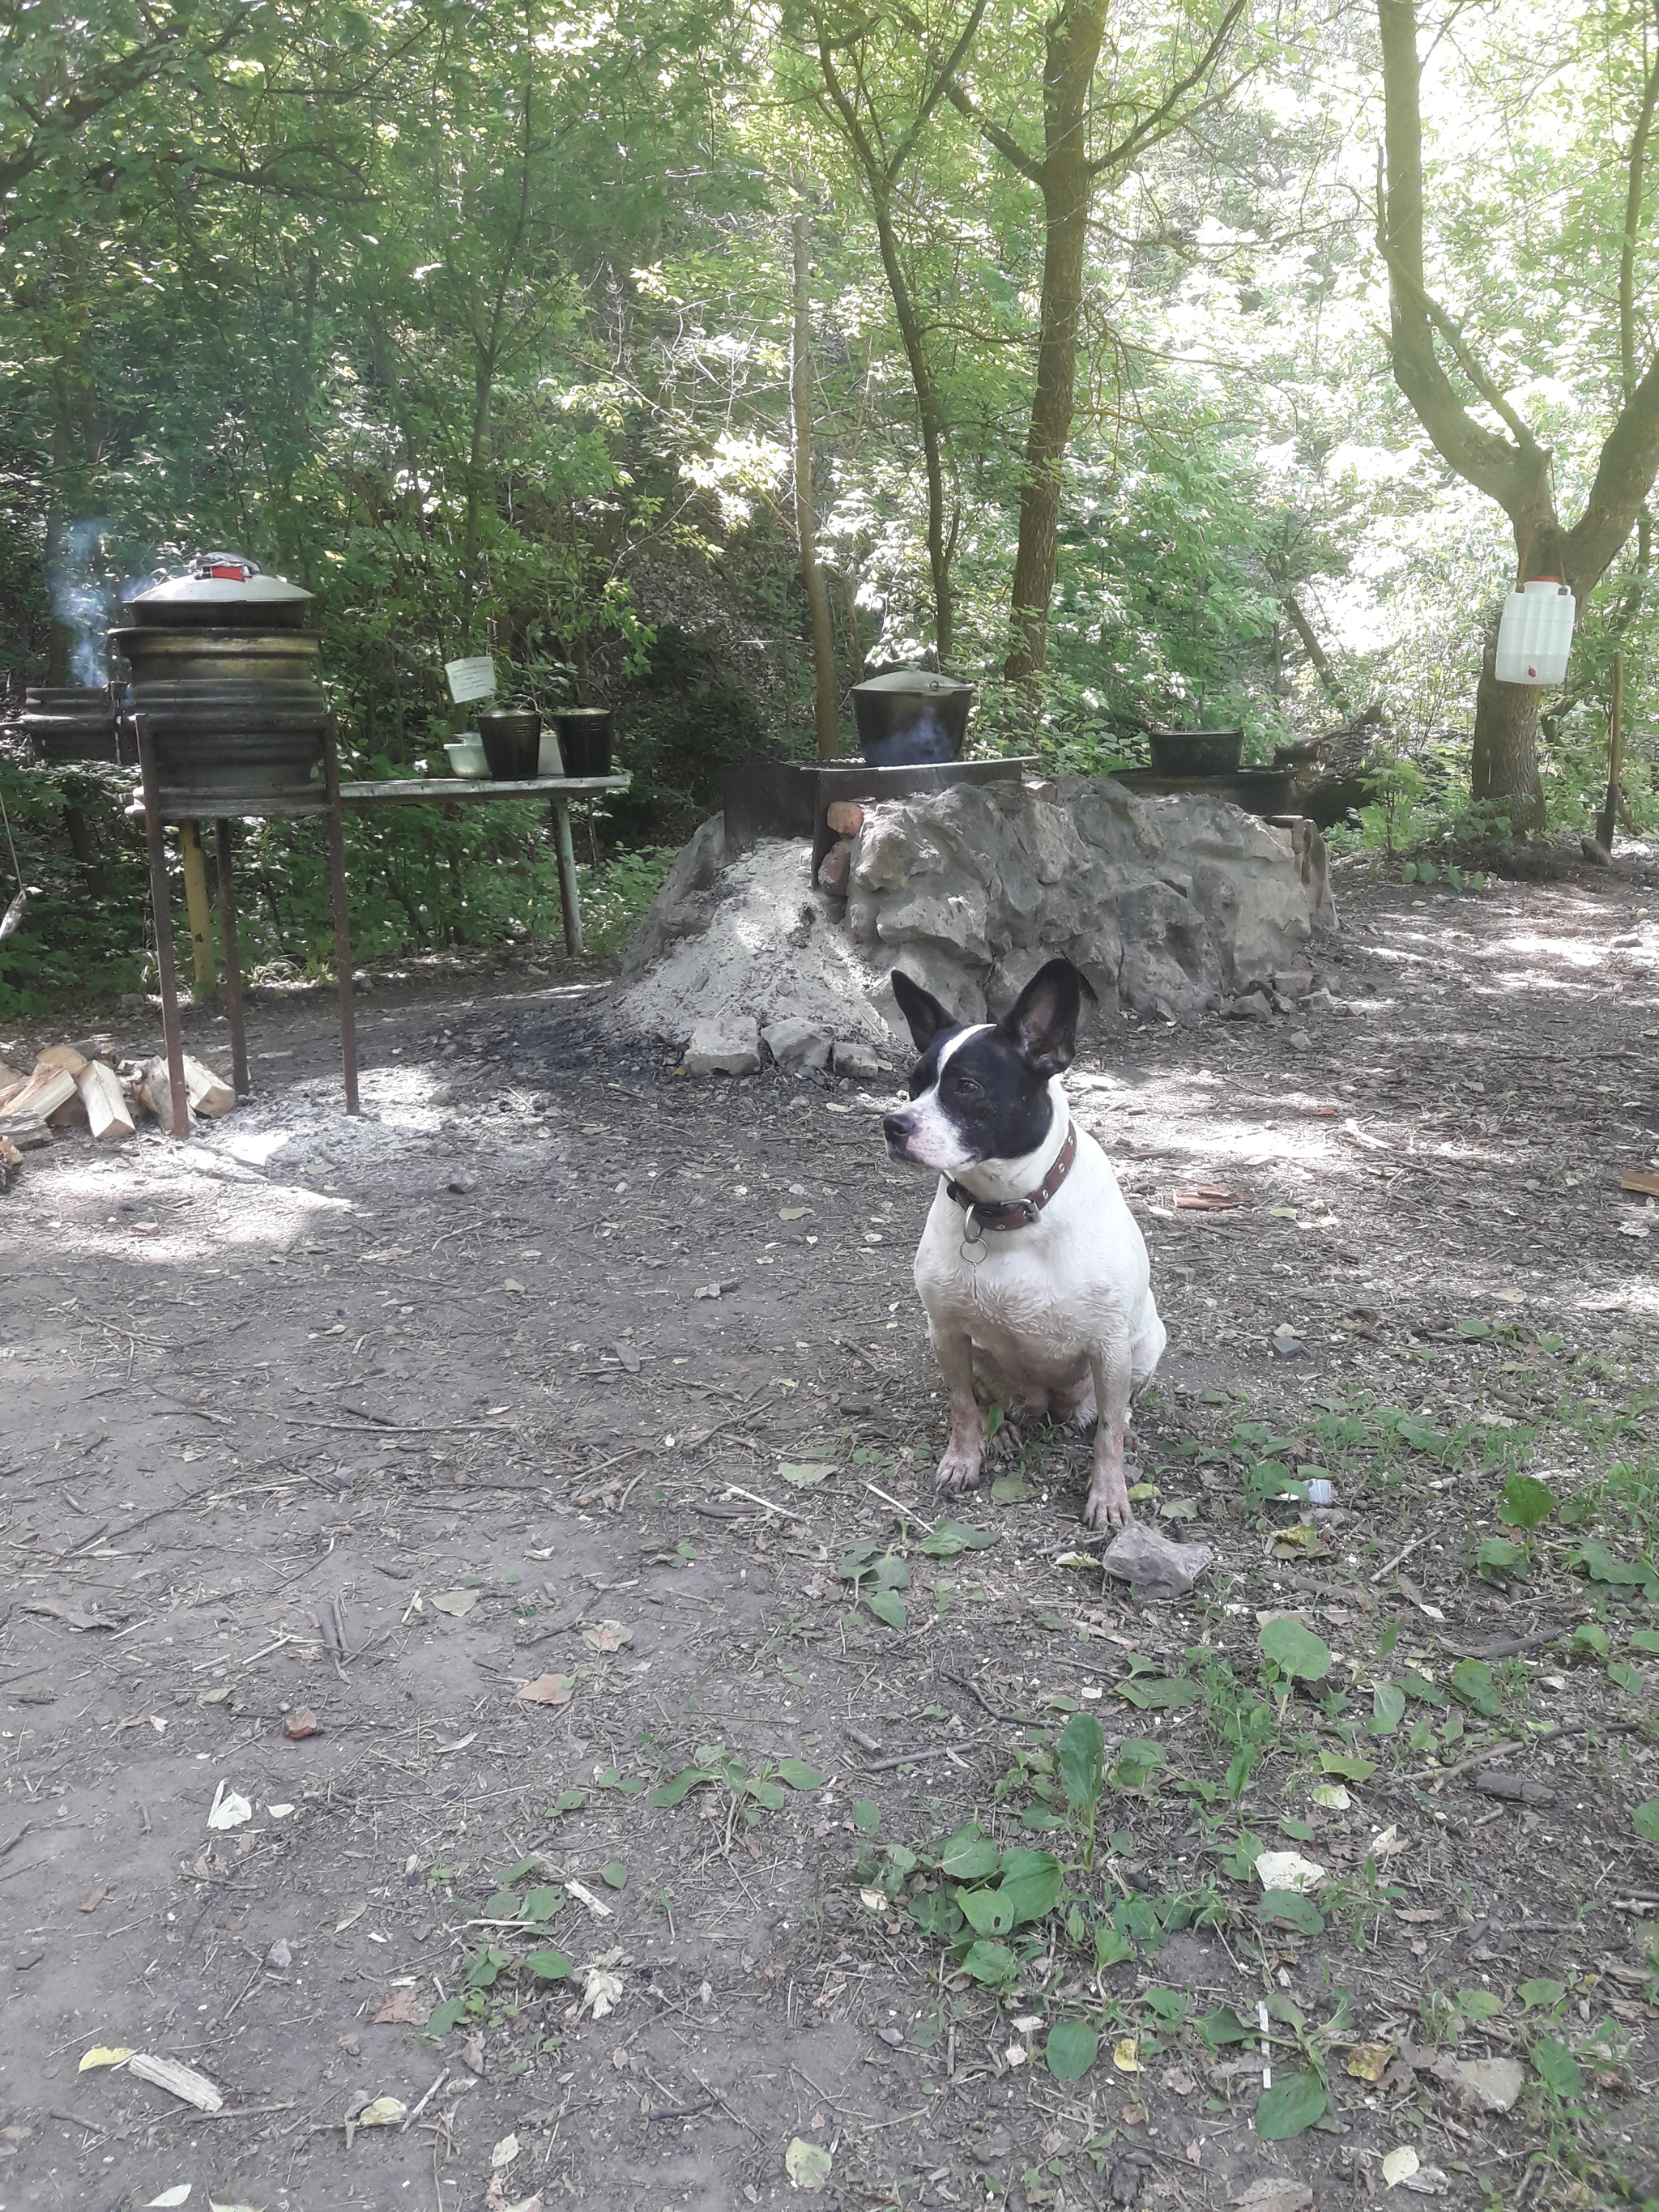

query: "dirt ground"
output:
2 851 1658 2212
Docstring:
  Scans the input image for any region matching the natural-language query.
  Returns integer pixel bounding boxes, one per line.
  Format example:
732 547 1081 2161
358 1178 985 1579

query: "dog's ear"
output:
1000 959 1081 1076
890 968 955 1052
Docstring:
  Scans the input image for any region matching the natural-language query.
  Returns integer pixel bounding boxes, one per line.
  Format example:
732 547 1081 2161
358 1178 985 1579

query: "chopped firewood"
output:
78 1060 136 1144
35 1044 88 1077
68 1034 116 1064
1622 1168 1659 1199
2 1118 53 1150
0 1061 26 1107
47 1087 88 1128
182 1053 235 1117
0 1133 21 1185
0 1066 78 1124
139 1056 194 1136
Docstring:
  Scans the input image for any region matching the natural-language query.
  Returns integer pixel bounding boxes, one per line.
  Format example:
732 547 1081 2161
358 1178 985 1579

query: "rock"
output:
1222 992 1270 1021
1099 1524 1212 1600
761 1017 831 1072
620 778 1324 1048
1286 1029 1313 1051
831 1039 884 1080
825 800 864 834
1450 2055 1525 2113
816 840 852 897
1273 967 1315 999
1299 987 1337 1015
684 1014 761 1076
446 1173 477 1195
616 814 727 986
266 1938 292 1969
1272 1324 1304 1358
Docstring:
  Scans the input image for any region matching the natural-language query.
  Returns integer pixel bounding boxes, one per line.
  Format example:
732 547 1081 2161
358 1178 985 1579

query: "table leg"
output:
322 722 360 1115
212 819 249 1098
551 796 583 957
134 717 192 1142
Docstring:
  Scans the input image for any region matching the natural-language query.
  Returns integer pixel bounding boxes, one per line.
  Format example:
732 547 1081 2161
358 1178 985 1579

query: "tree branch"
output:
1375 0 1546 521
1086 0 1249 178
885 0 989 184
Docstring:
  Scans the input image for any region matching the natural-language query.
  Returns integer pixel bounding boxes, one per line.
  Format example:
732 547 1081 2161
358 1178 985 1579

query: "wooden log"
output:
0 1067 78 1123
47 1086 88 1129
181 1054 235 1118
139 1055 193 1137
78 1060 136 1144
35 1045 88 1077
0 1062 27 1109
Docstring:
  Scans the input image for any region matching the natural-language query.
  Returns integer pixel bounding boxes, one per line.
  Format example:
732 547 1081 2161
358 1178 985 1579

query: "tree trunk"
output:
1471 627 1545 832
791 214 841 758
868 184 953 663
1279 590 1355 714
1379 0 1659 835
1004 1 1107 688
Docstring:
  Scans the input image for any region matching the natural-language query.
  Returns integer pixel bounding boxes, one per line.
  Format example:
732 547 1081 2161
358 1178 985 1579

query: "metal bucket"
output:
19 685 127 765
109 628 329 815
554 706 612 777
477 709 542 780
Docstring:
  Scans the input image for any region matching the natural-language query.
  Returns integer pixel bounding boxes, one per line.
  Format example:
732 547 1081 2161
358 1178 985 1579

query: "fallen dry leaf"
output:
373 1988 431 2027
516 1673 575 1707
582 1619 632 1654
22 1600 112 1631
431 1588 481 1617
1230 2184 1313 2212
1345 2042 1394 2082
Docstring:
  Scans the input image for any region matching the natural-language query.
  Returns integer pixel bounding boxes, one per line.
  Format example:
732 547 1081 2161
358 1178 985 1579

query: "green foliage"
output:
1259 1618 1333 1683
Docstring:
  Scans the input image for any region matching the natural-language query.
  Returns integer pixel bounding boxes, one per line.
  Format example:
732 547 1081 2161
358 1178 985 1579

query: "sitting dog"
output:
883 957 1165 1529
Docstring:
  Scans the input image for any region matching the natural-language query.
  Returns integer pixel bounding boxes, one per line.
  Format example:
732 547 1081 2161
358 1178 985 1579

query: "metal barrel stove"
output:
110 554 329 814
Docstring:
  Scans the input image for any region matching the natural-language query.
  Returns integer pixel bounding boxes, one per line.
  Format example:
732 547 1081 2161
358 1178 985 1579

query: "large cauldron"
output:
850 669 973 766
19 685 129 765
111 628 329 816
111 553 328 814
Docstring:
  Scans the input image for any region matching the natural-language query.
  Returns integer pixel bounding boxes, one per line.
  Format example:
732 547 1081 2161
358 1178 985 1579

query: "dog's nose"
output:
882 1112 911 1153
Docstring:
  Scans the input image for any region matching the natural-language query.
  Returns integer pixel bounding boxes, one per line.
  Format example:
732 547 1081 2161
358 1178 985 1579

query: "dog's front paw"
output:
934 1446 984 1498
1082 1465 1132 1531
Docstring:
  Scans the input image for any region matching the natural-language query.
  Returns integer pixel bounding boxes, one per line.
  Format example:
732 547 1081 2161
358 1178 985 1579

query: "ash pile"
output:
616 774 1339 1075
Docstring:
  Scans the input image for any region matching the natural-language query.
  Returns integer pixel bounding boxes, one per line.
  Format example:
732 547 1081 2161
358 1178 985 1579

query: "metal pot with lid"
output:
850 667 975 765
122 552 314 630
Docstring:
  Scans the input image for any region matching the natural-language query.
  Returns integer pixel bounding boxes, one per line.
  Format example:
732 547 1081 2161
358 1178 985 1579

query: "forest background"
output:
2 0 1657 1016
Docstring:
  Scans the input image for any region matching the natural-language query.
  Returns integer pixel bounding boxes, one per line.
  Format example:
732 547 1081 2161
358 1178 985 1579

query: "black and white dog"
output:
883 958 1165 1529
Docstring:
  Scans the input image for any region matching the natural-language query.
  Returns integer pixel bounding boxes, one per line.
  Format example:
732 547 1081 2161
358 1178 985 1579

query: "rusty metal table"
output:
130 732 629 1141
336 772 629 963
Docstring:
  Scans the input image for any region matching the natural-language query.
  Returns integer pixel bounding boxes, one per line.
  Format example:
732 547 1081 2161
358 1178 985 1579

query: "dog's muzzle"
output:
883 1110 919 1162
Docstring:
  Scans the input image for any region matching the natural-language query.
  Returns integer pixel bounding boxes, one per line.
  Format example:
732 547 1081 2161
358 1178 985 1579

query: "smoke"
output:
49 518 113 688
864 705 957 767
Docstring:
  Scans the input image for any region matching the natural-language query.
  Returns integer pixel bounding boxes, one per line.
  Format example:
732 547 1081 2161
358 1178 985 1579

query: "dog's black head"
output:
882 958 1085 1173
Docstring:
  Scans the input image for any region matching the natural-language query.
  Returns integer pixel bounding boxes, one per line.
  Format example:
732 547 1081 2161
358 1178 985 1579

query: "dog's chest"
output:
921 1217 1106 1345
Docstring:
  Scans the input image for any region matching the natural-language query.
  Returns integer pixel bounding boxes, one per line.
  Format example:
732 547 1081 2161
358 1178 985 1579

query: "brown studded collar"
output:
946 1123 1078 1238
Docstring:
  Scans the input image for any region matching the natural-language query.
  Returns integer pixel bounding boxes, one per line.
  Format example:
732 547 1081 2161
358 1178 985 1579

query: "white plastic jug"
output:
1494 578 1575 686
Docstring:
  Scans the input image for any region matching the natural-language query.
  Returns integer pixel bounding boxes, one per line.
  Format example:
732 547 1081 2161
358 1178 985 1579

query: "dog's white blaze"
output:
898 1024 992 1170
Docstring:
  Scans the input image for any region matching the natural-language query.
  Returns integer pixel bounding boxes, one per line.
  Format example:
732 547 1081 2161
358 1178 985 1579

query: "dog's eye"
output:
953 1075 981 1097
